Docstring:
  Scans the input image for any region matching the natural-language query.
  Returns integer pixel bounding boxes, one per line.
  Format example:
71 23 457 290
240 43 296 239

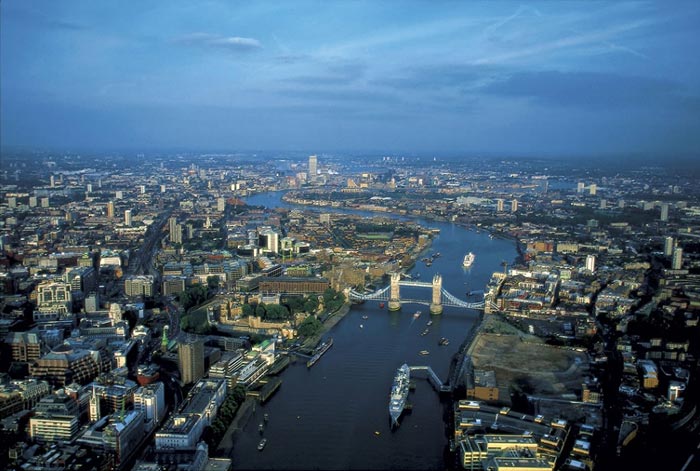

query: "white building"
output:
585 255 596 273
134 382 166 431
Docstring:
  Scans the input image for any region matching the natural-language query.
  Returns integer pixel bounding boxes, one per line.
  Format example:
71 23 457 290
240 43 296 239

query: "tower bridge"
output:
348 273 485 313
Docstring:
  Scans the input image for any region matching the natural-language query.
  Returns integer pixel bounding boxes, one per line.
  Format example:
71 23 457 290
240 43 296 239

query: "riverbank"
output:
216 397 256 457
302 302 351 350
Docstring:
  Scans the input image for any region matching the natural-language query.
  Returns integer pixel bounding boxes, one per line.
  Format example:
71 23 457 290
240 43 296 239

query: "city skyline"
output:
2 1 700 157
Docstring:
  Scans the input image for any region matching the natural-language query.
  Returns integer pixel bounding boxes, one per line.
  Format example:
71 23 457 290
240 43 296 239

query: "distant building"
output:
496 199 504 212
672 247 683 270
258 276 330 295
585 255 596 273
308 155 318 183
511 199 518 213
664 236 675 257
125 275 154 297
124 209 132 227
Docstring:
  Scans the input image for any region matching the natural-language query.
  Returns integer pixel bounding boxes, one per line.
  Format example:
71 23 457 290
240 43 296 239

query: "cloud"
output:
173 33 262 52
480 70 691 108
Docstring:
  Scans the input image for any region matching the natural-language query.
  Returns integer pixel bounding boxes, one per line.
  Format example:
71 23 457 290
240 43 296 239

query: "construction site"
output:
466 315 600 425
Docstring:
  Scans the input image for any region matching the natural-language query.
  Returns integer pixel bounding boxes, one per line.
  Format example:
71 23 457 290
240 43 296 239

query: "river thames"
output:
229 192 518 470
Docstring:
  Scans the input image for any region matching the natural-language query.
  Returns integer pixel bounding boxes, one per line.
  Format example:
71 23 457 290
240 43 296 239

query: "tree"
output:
265 304 290 320
304 296 319 313
297 316 322 337
242 303 254 317
286 296 304 314
255 303 267 318
207 275 221 291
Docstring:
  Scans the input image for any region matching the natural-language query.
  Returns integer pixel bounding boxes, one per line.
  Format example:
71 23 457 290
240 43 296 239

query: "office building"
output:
0 379 50 419
660 203 669 221
125 275 155 297
29 393 81 443
576 182 585 194
585 255 596 273
5 332 42 363
179 338 205 385
78 410 145 466
496 199 504 212
124 209 132 227
217 197 226 212
106 201 115 218
169 217 182 244
308 155 317 183
181 378 227 427
155 413 204 450
88 375 138 416
589 184 597 195
134 382 166 430
36 281 73 316
511 199 518 213
672 247 683 270
65 266 97 294
30 344 102 387
664 236 675 257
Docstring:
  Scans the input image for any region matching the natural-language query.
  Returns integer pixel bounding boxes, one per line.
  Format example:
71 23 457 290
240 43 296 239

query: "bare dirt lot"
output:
470 316 589 400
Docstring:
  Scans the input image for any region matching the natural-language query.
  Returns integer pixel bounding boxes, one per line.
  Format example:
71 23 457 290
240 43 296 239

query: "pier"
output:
408 365 452 393
246 377 282 403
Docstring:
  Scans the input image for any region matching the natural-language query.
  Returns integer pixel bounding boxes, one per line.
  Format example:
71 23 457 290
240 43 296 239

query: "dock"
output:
246 377 282 403
408 365 451 393
268 356 290 375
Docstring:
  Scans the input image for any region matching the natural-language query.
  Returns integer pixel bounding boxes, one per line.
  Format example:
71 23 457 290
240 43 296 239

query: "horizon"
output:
2 1 700 157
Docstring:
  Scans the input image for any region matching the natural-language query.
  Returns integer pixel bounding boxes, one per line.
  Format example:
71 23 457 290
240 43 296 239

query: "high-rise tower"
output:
178 337 204 385
308 155 318 183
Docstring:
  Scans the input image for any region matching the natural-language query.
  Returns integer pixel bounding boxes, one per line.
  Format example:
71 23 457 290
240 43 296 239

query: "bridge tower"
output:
388 272 401 311
429 274 443 314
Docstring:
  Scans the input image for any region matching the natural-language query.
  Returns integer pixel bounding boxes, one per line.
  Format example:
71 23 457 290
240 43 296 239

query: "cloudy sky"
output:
2 1 699 156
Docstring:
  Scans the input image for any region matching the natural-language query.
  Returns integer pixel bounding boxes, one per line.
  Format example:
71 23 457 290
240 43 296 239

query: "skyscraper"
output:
672 247 683 270
664 236 675 257
106 201 115 218
308 155 318 183
660 203 669 222
585 255 596 273
496 199 504 212
178 338 204 385
589 184 597 196
124 209 132 227
511 199 518 213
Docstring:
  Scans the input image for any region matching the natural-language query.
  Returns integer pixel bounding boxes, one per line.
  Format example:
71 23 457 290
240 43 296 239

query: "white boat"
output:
258 438 267 451
413 310 421 318
463 252 475 268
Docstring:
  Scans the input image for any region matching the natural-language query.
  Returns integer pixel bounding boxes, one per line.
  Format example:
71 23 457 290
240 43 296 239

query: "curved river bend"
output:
230 192 517 470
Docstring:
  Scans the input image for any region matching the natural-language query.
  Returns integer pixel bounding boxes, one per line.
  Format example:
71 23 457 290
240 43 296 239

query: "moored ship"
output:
306 337 334 368
463 252 475 268
389 363 410 426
